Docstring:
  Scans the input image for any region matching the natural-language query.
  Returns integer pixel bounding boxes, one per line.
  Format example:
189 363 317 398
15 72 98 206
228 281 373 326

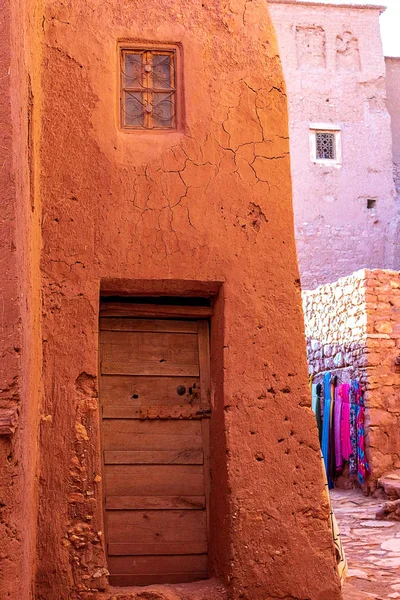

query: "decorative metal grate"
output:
121 49 176 130
315 132 336 160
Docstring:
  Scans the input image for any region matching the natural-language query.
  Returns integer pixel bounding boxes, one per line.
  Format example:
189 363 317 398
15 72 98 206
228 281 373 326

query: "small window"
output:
315 132 335 160
120 47 177 130
309 124 342 165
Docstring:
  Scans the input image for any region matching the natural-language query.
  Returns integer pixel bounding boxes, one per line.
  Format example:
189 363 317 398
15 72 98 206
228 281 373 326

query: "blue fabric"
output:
311 384 318 414
322 373 333 489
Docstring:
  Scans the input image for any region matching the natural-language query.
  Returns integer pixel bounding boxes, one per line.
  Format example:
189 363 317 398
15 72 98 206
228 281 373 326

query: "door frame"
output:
98 300 213 586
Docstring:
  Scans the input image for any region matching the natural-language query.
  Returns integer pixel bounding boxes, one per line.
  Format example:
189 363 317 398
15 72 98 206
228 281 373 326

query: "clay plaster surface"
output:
1 1 342 599
0 0 42 598
269 1 398 289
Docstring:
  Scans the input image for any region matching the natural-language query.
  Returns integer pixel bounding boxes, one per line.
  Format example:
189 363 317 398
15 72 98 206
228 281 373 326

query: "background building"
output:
269 0 399 290
386 56 400 200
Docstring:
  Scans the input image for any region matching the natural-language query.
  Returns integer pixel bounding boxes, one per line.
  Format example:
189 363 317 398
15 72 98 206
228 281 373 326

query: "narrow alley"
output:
331 490 400 600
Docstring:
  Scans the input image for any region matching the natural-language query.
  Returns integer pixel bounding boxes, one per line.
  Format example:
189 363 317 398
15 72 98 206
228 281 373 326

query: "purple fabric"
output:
340 384 352 461
334 387 343 472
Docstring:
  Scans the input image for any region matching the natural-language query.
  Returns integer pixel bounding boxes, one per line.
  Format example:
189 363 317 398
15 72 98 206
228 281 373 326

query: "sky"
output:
303 0 400 56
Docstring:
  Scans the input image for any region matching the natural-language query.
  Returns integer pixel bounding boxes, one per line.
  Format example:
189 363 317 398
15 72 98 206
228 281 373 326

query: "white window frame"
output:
309 123 342 166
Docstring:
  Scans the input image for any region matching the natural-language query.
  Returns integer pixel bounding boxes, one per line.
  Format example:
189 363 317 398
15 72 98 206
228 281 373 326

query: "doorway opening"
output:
99 296 212 586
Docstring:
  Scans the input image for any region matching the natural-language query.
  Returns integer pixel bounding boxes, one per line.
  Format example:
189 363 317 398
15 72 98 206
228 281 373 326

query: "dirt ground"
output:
331 489 400 599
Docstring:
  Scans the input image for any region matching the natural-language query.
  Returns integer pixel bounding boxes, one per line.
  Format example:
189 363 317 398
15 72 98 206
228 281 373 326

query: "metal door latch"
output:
195 408 211 416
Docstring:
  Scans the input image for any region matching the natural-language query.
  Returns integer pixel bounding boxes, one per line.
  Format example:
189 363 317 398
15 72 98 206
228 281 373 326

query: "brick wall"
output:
303 269 400 488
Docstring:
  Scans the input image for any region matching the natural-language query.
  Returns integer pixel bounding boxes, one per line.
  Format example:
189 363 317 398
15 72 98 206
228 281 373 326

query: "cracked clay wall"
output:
269 1 399 290
34 1 341 599
0 0 42 598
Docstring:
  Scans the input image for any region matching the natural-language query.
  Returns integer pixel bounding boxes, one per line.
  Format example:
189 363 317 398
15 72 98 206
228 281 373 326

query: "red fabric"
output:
340 384 352 461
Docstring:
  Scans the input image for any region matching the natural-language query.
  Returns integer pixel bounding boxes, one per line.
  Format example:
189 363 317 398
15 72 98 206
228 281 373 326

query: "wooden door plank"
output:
106 510 207 543
99 316 211 587
102 405 210 420
101 362 200 377
99 302 213 318
100 318 199 333
104 465 204 496
108 541 207 555
100 375 201 407
197 321 211 541
100 331 199 375
108 554 208 575
106 495 206 510
104 450 203 465
197 321 211 407
103 419 202 451
109 573 208 586
201 419 211 541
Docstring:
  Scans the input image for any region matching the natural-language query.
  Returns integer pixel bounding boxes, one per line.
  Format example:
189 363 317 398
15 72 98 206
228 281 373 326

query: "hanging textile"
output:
321 373 333 489
312 376 369 488
340 383 352 461
349 382 358 478
328 377 336 484
353 382 369 484
311 383 318 414
334 385 343 472
311 383 323 444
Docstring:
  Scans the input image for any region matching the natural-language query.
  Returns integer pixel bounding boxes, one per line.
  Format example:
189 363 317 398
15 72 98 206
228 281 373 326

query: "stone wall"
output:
269 1 399 290
303 269 400 489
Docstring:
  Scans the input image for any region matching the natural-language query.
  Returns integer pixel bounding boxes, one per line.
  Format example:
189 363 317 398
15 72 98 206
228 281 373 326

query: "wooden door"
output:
99 317 211 587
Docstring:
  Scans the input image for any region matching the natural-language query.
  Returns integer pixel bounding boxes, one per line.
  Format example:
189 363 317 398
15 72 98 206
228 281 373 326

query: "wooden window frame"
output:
309 123 342 166
119 43 181 132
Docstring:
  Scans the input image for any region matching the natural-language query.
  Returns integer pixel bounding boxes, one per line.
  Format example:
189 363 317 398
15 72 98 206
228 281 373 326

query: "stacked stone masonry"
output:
303 269 400 490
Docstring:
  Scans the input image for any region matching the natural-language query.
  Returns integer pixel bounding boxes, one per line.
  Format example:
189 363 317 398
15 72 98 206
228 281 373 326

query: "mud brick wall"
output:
24 1 343 599
303 269 400 488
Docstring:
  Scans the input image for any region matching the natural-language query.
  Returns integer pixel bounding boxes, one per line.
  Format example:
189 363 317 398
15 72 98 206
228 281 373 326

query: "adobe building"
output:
0 1 342 599
269 0 399 290
386 56 400 200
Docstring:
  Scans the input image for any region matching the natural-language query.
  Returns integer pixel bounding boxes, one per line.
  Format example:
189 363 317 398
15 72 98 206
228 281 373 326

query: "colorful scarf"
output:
349 382 358 478
340 384 352 461
322 373 333 489
355 384 369 484
334 386 343 472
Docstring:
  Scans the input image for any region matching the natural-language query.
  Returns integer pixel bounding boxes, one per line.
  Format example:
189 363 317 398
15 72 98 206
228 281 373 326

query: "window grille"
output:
315 132 336 160
121 48 176 130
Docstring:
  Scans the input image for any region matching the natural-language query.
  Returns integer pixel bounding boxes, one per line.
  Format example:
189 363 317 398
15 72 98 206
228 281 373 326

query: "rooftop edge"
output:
267 0 386 13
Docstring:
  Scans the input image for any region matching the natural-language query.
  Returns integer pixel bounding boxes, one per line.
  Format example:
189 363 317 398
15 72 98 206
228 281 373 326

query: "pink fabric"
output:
340 384 352 461
334 387 343 471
